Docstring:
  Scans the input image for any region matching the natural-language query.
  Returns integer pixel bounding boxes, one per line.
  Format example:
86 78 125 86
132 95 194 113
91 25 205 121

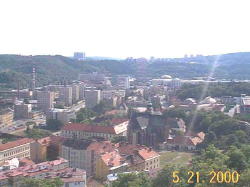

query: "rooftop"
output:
0 158 86 183
0 138 34 152
62 123 116 134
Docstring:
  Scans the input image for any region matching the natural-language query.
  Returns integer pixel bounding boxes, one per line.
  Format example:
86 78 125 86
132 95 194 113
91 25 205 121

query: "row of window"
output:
146 164 159 170
63 130 114 138
146 158 159 166
3 146 29 157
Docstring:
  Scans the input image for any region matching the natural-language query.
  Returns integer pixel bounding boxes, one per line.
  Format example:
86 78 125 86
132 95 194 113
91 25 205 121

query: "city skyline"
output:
1 0 250 58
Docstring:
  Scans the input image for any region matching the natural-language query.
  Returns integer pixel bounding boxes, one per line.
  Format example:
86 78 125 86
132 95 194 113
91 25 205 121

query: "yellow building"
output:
0 138 34 164
30 137 51 163
138 148 160 170
0 110 13 128
96 151 128 180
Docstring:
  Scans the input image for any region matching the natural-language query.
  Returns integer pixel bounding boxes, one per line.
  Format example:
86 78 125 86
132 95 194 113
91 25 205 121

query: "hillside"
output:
1 52 250 89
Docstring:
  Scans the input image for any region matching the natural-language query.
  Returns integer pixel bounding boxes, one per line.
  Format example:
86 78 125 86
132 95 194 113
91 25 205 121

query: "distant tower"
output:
32 66 36 92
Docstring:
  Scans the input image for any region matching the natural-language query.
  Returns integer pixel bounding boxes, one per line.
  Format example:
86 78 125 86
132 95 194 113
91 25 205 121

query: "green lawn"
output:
159 151 194 168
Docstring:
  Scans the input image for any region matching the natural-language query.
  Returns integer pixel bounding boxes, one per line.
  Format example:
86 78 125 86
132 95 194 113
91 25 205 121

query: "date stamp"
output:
172 171 240 184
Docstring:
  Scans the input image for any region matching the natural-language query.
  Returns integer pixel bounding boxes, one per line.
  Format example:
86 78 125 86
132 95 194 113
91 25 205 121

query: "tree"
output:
226 146 248 172
76 108 96 123
152 164 189 187
20 178 63 187
25 128 51 139
111 173 151 187
46 119 64 131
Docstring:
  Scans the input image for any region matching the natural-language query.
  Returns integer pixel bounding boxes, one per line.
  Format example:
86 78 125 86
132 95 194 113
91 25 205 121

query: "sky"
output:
0 0 250 58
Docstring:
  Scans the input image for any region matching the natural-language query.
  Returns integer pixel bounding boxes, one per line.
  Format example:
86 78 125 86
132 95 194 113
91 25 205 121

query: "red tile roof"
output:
62 123 116 134
87 141 115 154
101 151 123 168
0 138 34 152
138 148 160 160
37 137 51 145
110 118 129 125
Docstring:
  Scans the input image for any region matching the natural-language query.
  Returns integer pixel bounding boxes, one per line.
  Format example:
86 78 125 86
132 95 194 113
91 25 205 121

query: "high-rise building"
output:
46 108 76 124
72 84 80 103
37 91 54 113
84 90 101 108
14 102 32 119
58 86 73 106
73 52 85 60
117 76 130 89
79 83 85 100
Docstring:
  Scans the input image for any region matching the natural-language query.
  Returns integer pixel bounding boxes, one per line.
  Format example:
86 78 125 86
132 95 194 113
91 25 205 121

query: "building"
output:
128 108 169 148
61 139 92 176
0 158 86 187
165 132 205 151
30 137 51 163
79 83 85 100
37 91 54 113
73 52 85 60
61 123 125 140
85 90 101 108
0 109 13 129
95 143 160 180
58 86 73 106
61 139 114 176
72 84 80 103
47 108 76 124
240 94 250 113
14 102 32 119
0 138 34 164
96 150 128 180
117 76 130 89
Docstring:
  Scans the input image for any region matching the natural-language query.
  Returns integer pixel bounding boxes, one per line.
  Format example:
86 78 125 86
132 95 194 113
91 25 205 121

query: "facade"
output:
165 132 205 151
95 143 160 180
96 150 128 180
30 137 51 163
73 52 85 60
0 158 86 187
138 148 160 171
85 90 101 108
240 95 250 113
47 108 76 124
14 102 32 119
79 83 85 100
61 139 93 176
58 86 73 106
117 76 130 89
61 123 123 140
72 84 80 103
0 138 34 164
128 110 169 148
61 139 114 176
37 91 54 113
0 109 13 128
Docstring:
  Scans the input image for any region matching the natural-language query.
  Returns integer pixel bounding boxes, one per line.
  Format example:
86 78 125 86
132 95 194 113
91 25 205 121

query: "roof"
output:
62 123 116 134
0 158 85 182
0 138 34 152
87 141 115 154
63 139 93 150
101 151 124 168
111 118 129 125
37 137 51 146
168 132 205 146
138 148 160 160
